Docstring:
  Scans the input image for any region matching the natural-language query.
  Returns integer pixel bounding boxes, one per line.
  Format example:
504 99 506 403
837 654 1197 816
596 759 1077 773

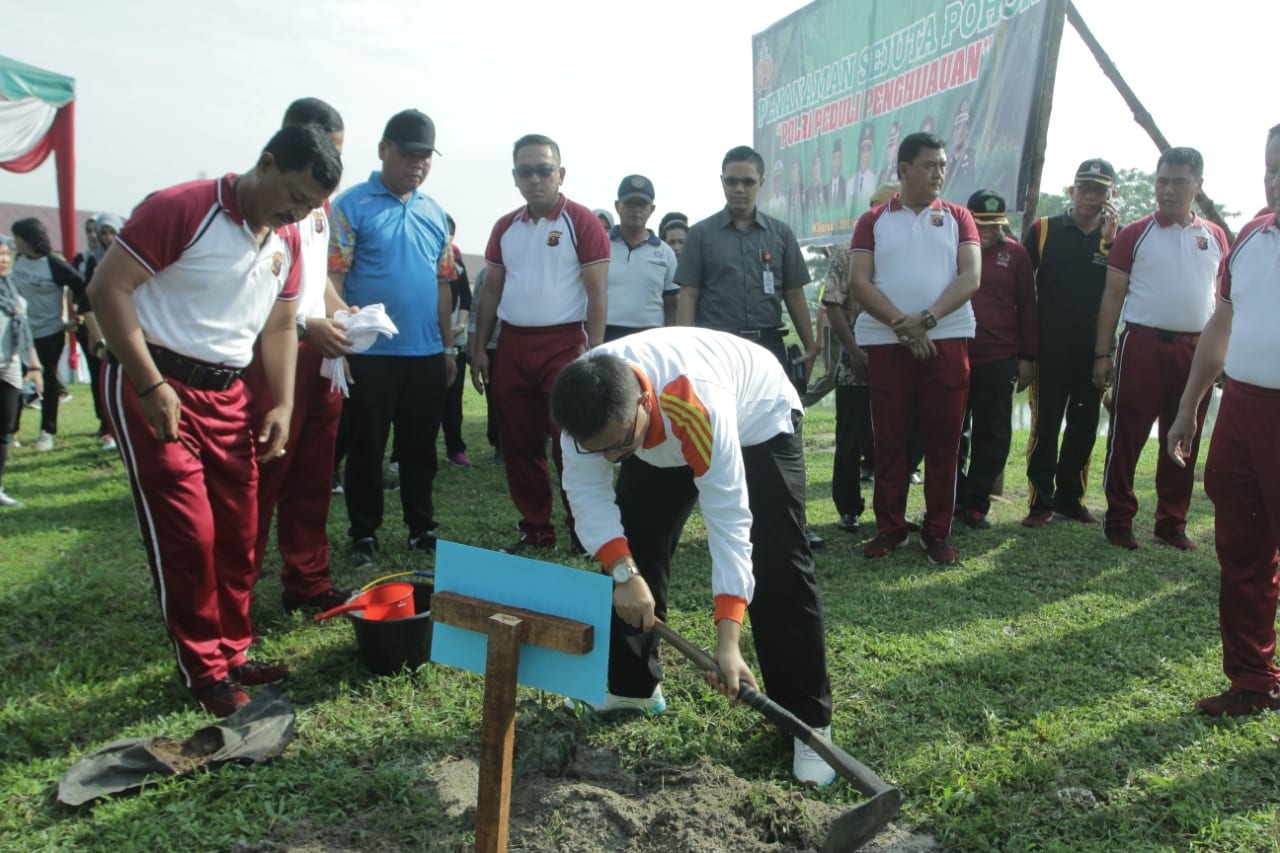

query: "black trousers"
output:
34 332 64 435
1027 344 1101 512
832 385 870 518
483 345 500 450
74 326 109 436
608 420 833 728
0 380 19 485
440 349 469 456
343 353 447 540
957 358 1017 515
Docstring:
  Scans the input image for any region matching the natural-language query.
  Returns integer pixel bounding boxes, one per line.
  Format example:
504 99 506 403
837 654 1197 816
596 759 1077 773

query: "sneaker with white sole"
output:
0 488 21 508
100 435 117 452
580 685 666 715
34 432 54 452
794 725 838 787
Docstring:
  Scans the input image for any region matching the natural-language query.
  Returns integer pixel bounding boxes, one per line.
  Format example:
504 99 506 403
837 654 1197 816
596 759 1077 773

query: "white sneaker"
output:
793 725 837 787
0 488 21 507
34 432 54 452
100 435 117 452
580 685 666 715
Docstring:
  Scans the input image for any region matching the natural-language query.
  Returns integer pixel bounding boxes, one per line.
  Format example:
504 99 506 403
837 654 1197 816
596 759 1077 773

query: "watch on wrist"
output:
609 562 639 585
295 314 308 339
920 309 938 330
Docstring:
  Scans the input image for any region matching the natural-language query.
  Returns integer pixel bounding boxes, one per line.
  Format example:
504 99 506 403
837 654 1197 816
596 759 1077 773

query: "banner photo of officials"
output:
753 0 1057 243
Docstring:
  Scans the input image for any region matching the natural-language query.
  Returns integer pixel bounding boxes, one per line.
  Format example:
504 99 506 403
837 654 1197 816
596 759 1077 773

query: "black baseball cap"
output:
383 109 439 155
617 174 655 203
1075 158 1115 187
967 189 1008 225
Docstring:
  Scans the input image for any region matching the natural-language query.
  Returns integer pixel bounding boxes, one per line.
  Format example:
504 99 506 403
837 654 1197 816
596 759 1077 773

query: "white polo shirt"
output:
115 174 301 368
560 328 801 623
605 228 678 330
295 204 331 321
849 196 979 345
1107 212 1227 333
484 194 610 327
1221 213 1280 389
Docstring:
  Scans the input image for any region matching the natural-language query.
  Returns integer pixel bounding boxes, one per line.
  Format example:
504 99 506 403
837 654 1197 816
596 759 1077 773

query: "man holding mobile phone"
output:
1021 159 1119 529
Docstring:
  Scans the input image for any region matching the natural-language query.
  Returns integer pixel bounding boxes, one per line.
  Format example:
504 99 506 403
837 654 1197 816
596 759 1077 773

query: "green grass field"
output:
2 385 1278 852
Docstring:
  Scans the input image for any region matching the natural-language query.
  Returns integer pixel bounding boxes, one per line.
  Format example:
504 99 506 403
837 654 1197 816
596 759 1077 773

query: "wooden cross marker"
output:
430 591 594 853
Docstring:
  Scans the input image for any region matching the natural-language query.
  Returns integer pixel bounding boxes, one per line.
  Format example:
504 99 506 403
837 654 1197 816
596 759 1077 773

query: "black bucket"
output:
347 582 434 675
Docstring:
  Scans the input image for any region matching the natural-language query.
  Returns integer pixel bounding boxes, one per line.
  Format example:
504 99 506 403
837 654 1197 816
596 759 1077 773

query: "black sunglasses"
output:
514 164 558 179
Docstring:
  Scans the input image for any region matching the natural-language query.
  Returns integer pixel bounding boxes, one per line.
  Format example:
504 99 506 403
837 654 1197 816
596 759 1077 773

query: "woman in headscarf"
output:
72 217 102 272
0 236 44 506
9 217 85 453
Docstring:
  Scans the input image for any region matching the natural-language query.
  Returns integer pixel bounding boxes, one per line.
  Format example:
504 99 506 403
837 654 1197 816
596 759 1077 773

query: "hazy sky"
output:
3 0 1273 254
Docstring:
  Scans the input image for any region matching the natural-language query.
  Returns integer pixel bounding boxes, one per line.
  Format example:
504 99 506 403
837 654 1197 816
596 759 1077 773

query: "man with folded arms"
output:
849 132 979 565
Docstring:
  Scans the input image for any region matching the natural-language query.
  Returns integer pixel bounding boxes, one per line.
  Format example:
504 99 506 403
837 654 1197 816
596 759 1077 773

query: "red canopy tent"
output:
0 54 77 258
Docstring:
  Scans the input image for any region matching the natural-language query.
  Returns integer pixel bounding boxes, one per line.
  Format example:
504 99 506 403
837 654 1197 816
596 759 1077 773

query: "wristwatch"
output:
295 314 308 340
609 562 639 585
920 309 938 330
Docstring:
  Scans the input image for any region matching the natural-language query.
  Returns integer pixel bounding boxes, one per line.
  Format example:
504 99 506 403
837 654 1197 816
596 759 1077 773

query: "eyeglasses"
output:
514 164 558 179
721 176 759 188
572 397 645 455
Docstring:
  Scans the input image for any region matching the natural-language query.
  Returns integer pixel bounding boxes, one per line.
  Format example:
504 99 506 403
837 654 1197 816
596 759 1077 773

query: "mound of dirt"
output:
433 746 940 853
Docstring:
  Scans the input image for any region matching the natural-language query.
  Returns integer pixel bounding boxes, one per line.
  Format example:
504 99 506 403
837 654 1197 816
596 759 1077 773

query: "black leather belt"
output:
110 344 246 391
732 328 784 341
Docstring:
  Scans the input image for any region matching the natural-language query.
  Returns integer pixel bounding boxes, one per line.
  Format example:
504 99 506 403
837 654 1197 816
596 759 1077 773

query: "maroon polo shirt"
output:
969 235 1037 366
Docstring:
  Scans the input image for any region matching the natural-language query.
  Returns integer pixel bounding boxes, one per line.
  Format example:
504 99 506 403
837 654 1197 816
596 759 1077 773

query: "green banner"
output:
753 0 1055 243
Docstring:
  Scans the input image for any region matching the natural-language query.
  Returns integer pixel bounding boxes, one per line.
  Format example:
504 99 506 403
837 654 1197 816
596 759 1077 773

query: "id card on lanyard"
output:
761 249 775 294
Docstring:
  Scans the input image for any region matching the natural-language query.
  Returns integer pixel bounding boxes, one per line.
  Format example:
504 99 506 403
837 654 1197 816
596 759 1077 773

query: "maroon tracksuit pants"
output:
1103 326 1210 535
245 340 342 600
866 338 969 539
103 362 258 690
1203 379 1280 694
492 321 585 541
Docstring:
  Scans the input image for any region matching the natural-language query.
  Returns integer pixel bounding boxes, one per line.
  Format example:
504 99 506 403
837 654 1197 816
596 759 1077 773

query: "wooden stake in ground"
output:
431 592 594 853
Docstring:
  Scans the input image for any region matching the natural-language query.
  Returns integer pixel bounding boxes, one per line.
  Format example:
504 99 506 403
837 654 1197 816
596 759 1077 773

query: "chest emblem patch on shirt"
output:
996 252 1011 267
547 230 562 247
271 252 284 277
1196 236 1209 251
930 214 944 227
311 211 325 234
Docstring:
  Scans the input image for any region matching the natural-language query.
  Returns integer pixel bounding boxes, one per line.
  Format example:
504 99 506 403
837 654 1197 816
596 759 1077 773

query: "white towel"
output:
320 304 399 397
